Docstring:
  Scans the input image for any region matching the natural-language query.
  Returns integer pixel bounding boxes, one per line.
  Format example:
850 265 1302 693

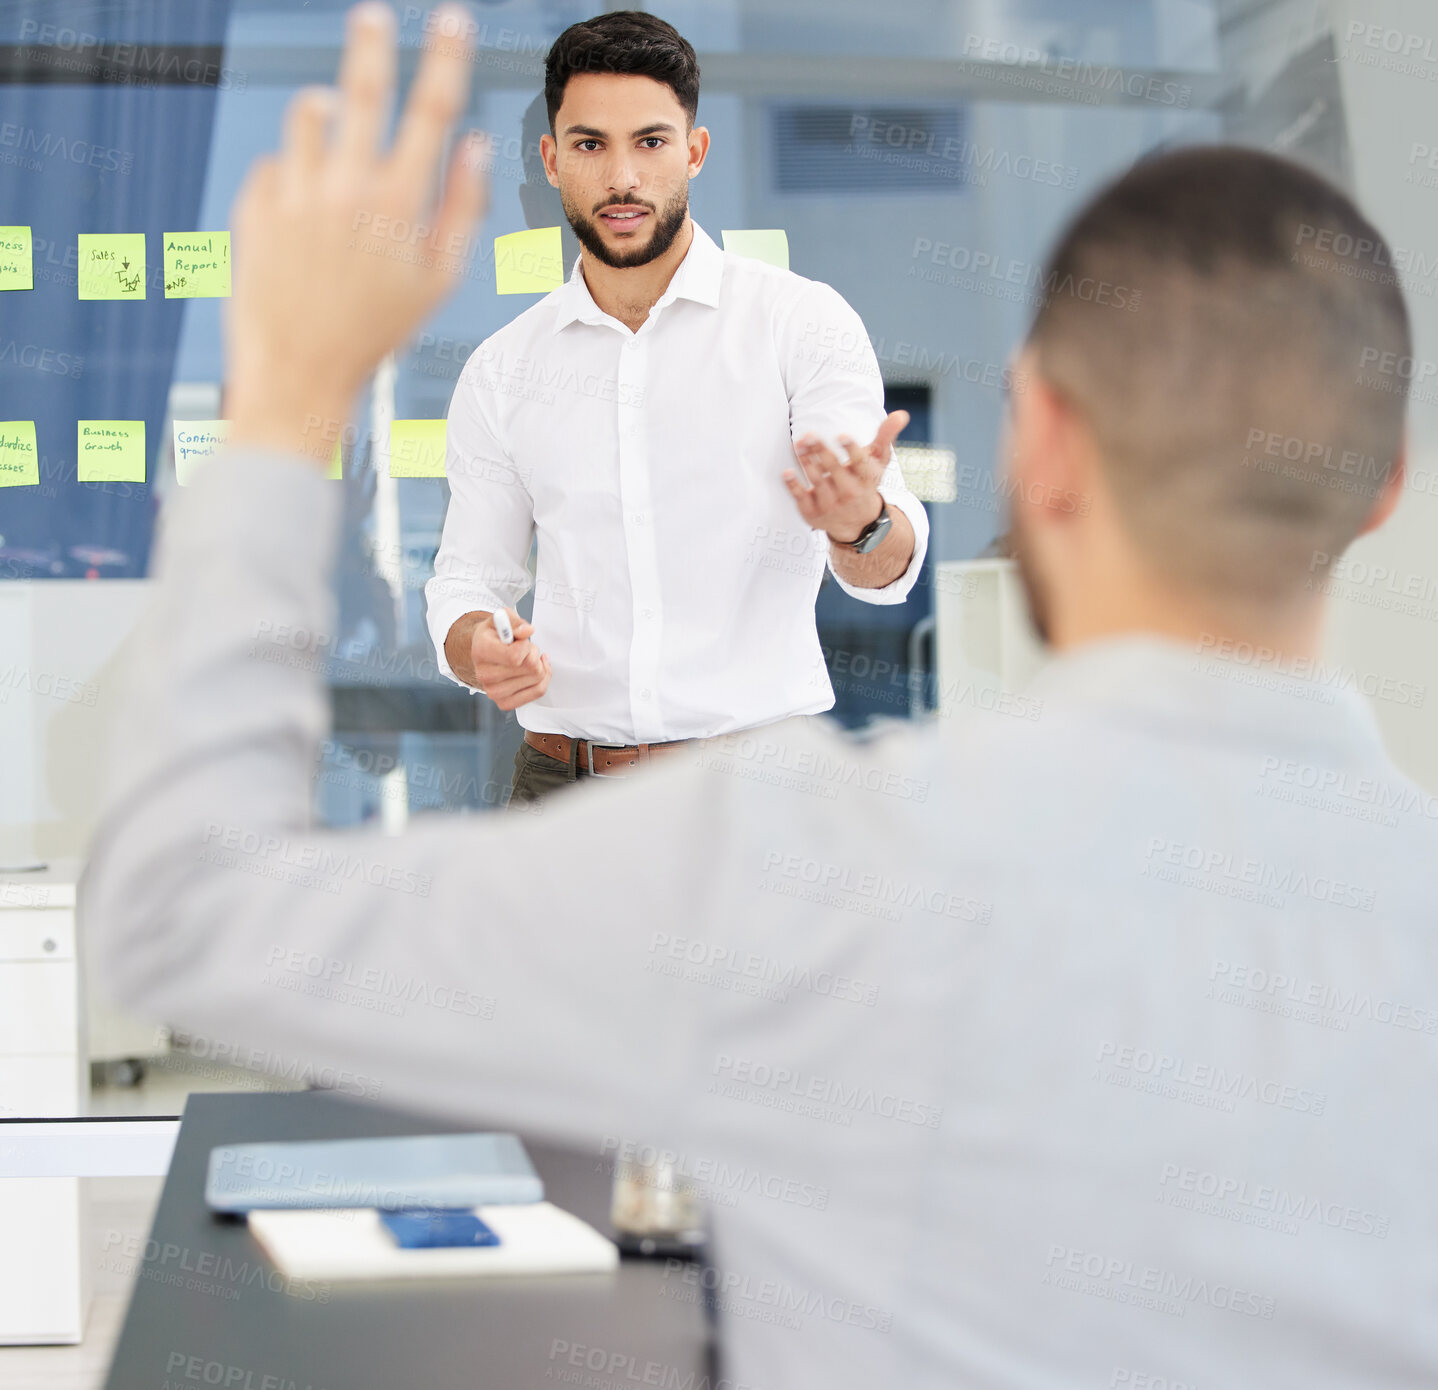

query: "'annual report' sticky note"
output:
164 232 231 297
79 233 146 299
173 419 229 486
389 419 447 478
722 230 789 270
494 227 564 295
0 421 39 487
78 420 146 483
0 226 33 291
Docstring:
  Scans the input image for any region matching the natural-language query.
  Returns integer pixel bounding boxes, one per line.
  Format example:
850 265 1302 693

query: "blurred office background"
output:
0 0 1435 1060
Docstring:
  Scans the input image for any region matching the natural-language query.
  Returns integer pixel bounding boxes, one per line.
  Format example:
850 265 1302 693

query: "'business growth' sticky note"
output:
722 229 789 271
164 232 231 298
389 419 447 478
0 421 39 487
494 227 564 295
78 420 146 483
79 233 146 300
0 226 33 291
173 419 229 486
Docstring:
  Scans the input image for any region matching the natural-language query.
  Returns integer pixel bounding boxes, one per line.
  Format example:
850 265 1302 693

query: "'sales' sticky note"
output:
722 230 789 270
0 421 39 487
164 232 231 298
78 421 146 483
0 227 33 291
173 419 229 486
389 419 447 478
78 233 146 300
494 227 564 295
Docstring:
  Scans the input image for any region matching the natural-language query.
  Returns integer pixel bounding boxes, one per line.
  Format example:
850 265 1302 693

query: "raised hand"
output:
783 409 910 543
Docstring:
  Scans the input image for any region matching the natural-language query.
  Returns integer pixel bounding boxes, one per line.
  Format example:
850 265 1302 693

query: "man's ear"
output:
1007 353 1091 531
540 131 559 188
1357 440 1406 537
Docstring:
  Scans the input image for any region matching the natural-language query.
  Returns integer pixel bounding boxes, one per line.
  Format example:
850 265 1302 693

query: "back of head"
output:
1026 146 1411 602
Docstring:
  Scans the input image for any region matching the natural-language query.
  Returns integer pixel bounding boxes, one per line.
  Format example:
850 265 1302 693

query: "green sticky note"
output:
722 229 789 270
389 419 447 478
0 421 39 487
494 227 564 295
78 420 146 483
78 233 146 300
163 231 230 298
173 419 229 486
0 226 33 291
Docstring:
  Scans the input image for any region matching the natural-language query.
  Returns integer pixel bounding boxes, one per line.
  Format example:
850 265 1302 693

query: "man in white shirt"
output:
422 10 929 802
85 7 1438 1386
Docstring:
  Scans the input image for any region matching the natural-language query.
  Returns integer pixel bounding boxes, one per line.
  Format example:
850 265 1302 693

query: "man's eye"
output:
641 138 664 149
577 140 600 152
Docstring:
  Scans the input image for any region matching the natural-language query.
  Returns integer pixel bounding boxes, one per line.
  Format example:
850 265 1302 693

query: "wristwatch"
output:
834 501 891 554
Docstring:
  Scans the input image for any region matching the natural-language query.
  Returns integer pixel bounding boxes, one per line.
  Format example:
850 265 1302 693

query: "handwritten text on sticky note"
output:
164 232 231 298
173 420 229 486
722 229 789 271
494 227 564 295
0 226 33 291
78 233 146 300
0 421 39 487
78 420 146 483
389 419 447 478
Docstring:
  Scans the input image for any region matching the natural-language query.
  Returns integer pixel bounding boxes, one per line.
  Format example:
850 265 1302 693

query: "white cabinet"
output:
0 867 89 1344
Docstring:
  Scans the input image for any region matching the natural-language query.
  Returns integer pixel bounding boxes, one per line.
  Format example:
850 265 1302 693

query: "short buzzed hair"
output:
1027 146 1411 600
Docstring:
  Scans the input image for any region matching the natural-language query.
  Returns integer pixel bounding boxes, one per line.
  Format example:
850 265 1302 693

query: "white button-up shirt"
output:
424 222 929 744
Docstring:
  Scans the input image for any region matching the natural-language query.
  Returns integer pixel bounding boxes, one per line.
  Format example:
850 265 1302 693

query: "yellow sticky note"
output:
328 440 342 480
389 419 447 478
78 420 146 483
0 226 33 291
494 227 564 295
722 229 789 270
173 419 229 486
79 233 146 300
0 421 39 487
164 231 230 298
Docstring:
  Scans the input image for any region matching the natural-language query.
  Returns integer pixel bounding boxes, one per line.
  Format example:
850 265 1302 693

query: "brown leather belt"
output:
524 729 697 776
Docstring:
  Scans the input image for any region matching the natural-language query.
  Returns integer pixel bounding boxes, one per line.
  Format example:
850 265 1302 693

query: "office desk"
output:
103 1091 713 1390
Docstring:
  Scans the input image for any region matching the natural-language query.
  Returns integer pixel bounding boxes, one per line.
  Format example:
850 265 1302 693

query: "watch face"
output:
854 507 891 553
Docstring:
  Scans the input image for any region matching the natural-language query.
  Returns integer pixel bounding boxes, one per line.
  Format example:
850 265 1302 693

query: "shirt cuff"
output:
826 485 929 605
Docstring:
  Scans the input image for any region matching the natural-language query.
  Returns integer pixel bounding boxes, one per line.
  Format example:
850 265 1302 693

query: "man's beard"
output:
1009 512 1053 646
562 183 689 269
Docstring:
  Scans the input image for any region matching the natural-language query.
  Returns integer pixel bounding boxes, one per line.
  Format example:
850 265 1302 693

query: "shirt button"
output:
641 608 653 619
631 512 648 525
640 688 652 699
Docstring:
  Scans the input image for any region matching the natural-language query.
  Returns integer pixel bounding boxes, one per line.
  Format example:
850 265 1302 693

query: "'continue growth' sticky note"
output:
495 227 564 295
0 226 33 291
722 229 789 271
78 420 146 483
164 232 230 298
389 419 447 478
173 419 229 486
0 421 39 487
79 233 146 300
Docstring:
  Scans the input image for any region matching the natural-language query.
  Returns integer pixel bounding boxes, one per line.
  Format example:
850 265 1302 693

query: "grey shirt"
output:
83 449 1438 1387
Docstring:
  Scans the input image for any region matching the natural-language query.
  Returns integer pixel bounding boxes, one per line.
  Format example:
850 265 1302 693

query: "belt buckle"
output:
585 740 633 777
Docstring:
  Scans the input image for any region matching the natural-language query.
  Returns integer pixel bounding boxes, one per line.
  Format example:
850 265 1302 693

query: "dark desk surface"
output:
104 1091 712 1390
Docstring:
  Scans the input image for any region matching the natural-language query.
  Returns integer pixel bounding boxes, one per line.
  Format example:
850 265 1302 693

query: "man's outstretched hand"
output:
783 410 910 544
226 2 489 461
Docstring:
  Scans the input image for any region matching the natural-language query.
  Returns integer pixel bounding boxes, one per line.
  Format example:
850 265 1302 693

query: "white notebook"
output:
247 1201 618 1282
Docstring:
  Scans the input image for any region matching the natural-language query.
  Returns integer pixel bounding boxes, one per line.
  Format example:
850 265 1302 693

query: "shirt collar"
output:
1026 634 1388 761
550 221 724 332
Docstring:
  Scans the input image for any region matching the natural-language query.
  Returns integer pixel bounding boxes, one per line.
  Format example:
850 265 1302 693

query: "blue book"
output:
204 1132 543 1213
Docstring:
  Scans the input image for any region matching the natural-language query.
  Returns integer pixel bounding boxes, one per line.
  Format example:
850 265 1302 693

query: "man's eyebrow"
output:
562 122 681 139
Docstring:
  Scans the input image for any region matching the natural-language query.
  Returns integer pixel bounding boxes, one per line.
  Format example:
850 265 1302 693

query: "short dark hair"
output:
544 11 700 132
1027 145 1412 600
